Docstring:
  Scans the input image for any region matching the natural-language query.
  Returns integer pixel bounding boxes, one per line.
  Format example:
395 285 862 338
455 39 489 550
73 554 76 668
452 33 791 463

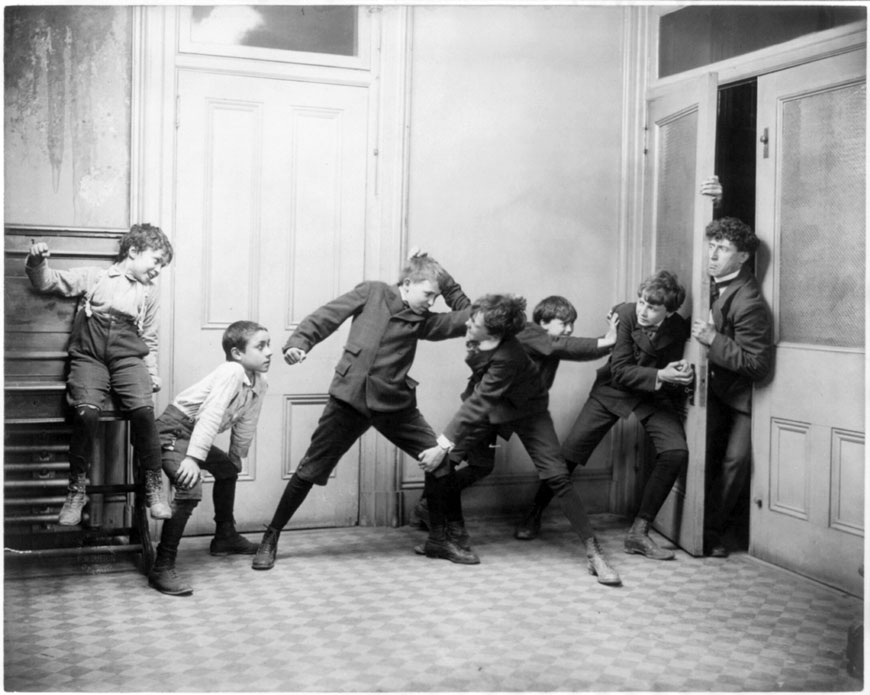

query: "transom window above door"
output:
178 5 370 69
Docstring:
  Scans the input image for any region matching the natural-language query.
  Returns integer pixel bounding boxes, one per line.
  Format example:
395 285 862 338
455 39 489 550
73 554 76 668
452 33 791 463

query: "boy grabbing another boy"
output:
252 253 476 570
149 320 272 596
411 294 616 526
514 271 694 561
25 225 173 526
418 294 622 585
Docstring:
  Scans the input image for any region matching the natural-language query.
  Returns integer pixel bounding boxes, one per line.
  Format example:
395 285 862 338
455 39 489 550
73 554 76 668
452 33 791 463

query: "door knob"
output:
753 497 763 508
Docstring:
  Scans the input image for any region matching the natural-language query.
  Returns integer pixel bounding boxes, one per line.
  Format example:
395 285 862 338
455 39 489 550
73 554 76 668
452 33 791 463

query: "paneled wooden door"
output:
752 49 865 596
172 69 369 535
641 74 718 556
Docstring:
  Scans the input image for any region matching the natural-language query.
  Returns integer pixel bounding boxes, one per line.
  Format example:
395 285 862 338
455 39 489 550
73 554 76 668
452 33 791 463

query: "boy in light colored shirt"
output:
25 225 173 526
149 320 272 596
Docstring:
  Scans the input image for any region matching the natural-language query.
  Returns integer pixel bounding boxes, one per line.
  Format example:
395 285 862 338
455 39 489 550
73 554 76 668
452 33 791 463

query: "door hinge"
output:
175 95 181 130
643 124 649 155
760 127 769 159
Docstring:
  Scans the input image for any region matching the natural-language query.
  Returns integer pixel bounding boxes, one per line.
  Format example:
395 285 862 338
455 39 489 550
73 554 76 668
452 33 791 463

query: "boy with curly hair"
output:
418 294 621 585
692 217 772 557
25 224 173 526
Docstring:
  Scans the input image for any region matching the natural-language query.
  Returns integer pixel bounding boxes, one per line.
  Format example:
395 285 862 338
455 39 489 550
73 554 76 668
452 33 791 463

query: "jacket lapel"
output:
712 267 751 326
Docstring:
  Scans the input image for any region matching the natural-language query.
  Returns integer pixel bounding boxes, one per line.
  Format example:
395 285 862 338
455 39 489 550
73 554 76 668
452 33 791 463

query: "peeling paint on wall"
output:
4 6 131 228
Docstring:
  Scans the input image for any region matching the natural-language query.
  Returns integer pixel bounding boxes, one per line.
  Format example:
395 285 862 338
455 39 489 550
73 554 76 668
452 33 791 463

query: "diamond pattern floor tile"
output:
4 515 864 692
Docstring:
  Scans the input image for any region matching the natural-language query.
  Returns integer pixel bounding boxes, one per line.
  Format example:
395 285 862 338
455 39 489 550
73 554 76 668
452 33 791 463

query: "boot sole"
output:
623 545 675 561
148 579 193 596
210 548 258 557
417 545 480 565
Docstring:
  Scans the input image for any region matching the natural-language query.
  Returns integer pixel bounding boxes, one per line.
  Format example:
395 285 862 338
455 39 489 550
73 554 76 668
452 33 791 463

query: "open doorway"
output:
707 78 757 553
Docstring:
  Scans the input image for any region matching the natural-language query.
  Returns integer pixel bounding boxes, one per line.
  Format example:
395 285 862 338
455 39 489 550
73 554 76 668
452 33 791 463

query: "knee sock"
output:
128 406 162 474
637 449 688 521
555 487 596 544
454 465 492 491
69 405 100 478
155 499 198 569
212 476 238 526
269 474 313 530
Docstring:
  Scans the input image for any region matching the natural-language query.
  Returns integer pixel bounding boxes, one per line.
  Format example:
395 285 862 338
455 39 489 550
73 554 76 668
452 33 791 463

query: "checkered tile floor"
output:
4 515 864 692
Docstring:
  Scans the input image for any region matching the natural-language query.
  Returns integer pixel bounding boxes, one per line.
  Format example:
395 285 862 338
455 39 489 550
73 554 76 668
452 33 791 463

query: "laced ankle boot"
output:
624 517 675 560
144 470 172 520
418 524 480 565
585 538 621 586
148 548 193 596
210 521 258 556
252 526 281 570
58 473 88 526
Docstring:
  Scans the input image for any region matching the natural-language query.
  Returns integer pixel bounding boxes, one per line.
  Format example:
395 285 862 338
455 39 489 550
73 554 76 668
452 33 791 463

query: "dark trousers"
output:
704 391 752 542
269 396 449 531
532 395 688 522
156 404 241 523
451 410 596 542
66 311 160 478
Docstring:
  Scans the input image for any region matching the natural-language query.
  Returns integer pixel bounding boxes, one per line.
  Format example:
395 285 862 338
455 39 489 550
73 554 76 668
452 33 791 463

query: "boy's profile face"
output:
125 246 168 285
465 312 494 343
540 318 573 338
401 279 440 313
707 237 748 279
233 330 273 375
636 293 668 327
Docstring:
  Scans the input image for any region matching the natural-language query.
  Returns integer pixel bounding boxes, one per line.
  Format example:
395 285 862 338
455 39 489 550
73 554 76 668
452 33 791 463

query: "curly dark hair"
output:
116 223 174 264
637 270 686 312
532 295 577 325
705 217 759 254
470 294 528 339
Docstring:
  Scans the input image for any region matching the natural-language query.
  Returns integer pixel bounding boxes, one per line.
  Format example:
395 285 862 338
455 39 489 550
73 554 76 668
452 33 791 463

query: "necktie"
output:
466 341 481 356
642 325 658 341
711 280 730 307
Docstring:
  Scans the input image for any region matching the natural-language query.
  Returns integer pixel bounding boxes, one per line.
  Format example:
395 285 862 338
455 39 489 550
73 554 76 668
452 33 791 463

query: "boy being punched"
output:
418 294 622 585
25 225 173 526
149 320 272 596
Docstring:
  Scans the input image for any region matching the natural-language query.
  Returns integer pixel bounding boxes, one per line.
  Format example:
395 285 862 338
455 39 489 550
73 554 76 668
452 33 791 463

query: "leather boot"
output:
252 526 281 570
58 473 88 526
446 520 472 551
144 470 172 520
585 538 621 586
148 549 193 596
210 521 258 556
416 524 480 565
624 517 675 560
514 505 543 540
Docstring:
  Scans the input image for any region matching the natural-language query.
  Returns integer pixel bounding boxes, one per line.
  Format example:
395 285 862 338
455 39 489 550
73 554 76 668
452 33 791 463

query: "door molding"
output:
136 6 412 527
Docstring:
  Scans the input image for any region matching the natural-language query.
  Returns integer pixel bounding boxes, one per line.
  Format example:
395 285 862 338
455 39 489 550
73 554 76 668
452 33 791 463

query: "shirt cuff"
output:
436 434 454 452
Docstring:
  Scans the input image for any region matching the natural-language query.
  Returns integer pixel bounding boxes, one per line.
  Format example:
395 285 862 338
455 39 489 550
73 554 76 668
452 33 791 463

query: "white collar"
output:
714 269 741 285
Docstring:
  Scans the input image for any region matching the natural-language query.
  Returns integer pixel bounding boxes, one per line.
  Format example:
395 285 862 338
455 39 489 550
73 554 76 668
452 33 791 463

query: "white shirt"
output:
171 362 268 465
26 260 160 380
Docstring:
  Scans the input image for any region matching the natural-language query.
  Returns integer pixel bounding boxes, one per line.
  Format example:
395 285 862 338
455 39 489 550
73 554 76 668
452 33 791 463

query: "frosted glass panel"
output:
654 108 697 314
189 6 357 57
779 82 865 348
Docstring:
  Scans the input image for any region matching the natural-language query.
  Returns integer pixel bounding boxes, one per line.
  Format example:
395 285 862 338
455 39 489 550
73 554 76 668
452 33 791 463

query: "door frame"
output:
615 7 867 530
133 6 413 527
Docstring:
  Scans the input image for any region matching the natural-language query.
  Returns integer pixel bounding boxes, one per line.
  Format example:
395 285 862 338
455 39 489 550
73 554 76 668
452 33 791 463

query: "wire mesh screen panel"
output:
779 81 866 348
654 107 698 315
